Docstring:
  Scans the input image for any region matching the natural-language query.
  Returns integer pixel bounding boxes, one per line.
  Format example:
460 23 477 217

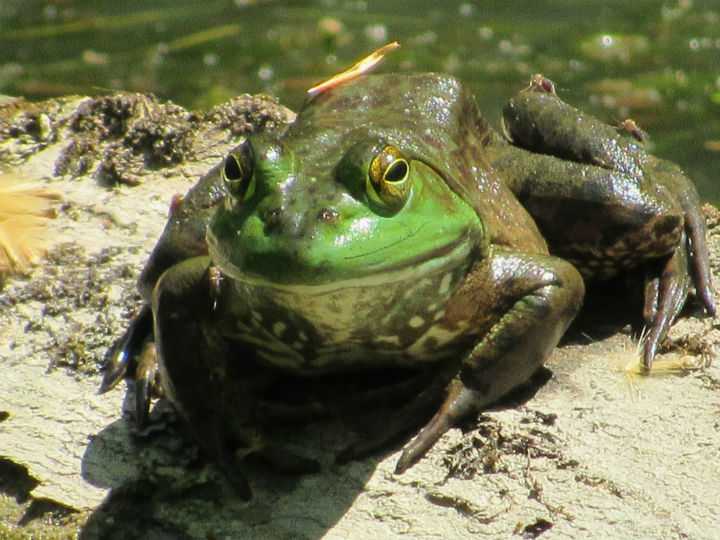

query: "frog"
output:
101 72 715 499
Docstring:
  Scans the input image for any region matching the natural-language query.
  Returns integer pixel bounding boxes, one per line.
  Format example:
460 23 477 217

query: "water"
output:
1 0 719 201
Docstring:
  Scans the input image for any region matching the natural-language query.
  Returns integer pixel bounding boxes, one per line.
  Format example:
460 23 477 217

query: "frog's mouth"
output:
207 225 475 296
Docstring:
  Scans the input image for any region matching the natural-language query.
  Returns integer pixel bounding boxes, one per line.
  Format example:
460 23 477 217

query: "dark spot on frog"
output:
599 223 638 248
423 336 438 352
653 214 681 238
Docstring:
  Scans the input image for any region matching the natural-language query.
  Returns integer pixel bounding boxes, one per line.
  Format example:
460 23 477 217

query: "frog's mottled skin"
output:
103 73 714 499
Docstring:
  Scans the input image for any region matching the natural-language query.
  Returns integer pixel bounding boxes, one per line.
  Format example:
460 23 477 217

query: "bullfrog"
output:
102 72 714 499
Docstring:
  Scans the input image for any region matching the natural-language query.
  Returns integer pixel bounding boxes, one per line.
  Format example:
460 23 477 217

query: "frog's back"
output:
293 72 547 254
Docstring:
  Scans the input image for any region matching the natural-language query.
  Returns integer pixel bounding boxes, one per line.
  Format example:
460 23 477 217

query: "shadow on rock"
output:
78 383 388 540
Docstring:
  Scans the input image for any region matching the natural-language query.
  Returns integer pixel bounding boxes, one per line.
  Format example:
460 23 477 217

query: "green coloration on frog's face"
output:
207 86 484 294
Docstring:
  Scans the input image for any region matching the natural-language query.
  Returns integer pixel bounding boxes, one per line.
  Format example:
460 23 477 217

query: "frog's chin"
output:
210 232 475 296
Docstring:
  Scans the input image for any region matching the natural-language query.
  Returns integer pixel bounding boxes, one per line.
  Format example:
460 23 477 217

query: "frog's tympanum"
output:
102 73 715 499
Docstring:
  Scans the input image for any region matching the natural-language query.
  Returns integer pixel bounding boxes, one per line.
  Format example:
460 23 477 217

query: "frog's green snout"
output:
260 203 340 238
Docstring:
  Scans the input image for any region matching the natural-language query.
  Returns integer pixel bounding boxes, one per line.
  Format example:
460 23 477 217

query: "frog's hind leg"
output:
638 163 715 367
495 74 715 368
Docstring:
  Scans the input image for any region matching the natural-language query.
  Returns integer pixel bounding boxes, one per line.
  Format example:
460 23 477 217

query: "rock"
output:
1 92 719 539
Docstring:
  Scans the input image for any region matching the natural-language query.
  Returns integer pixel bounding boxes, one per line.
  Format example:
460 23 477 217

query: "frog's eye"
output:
223 142 255 201
367 145 411 212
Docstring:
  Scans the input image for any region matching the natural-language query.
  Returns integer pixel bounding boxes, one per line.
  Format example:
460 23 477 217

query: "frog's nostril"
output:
264 208 282 230
317 207 339 223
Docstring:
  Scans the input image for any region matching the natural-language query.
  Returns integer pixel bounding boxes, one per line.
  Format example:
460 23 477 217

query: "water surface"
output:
1 0 718 201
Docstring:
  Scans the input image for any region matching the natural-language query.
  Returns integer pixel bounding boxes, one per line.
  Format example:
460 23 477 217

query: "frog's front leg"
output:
99 161 230 397
150 257 319 498
492 75 715 369
150 256 254 499
395 250 583 473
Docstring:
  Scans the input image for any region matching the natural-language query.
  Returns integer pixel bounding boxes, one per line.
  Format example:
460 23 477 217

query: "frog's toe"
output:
683 202 716 317
642 256 690 368
98 355 128 394
395 379 481 474
133 341 161 426
134 379 151 427
99 305 153 394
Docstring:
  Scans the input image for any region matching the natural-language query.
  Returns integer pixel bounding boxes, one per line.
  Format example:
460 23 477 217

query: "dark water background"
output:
1 0 718 201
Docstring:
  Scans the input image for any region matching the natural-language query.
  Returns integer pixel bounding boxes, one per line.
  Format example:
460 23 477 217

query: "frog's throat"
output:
208 229 474 296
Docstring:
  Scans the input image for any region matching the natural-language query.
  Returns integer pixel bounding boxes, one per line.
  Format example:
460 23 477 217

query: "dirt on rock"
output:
1 92 719 540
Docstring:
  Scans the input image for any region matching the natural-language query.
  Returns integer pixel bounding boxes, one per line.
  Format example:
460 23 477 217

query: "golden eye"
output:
222 141 255 201
367 145 411 211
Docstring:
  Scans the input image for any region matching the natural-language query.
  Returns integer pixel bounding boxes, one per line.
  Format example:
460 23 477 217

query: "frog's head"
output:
207 74 485 294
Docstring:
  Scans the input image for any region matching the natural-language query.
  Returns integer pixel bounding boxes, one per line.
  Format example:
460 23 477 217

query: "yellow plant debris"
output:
0 173 61 275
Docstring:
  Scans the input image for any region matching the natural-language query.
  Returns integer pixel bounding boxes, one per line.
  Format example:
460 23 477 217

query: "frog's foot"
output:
99 305 153 394
631 141 715 367
99 305 165 426
641 203 716 367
